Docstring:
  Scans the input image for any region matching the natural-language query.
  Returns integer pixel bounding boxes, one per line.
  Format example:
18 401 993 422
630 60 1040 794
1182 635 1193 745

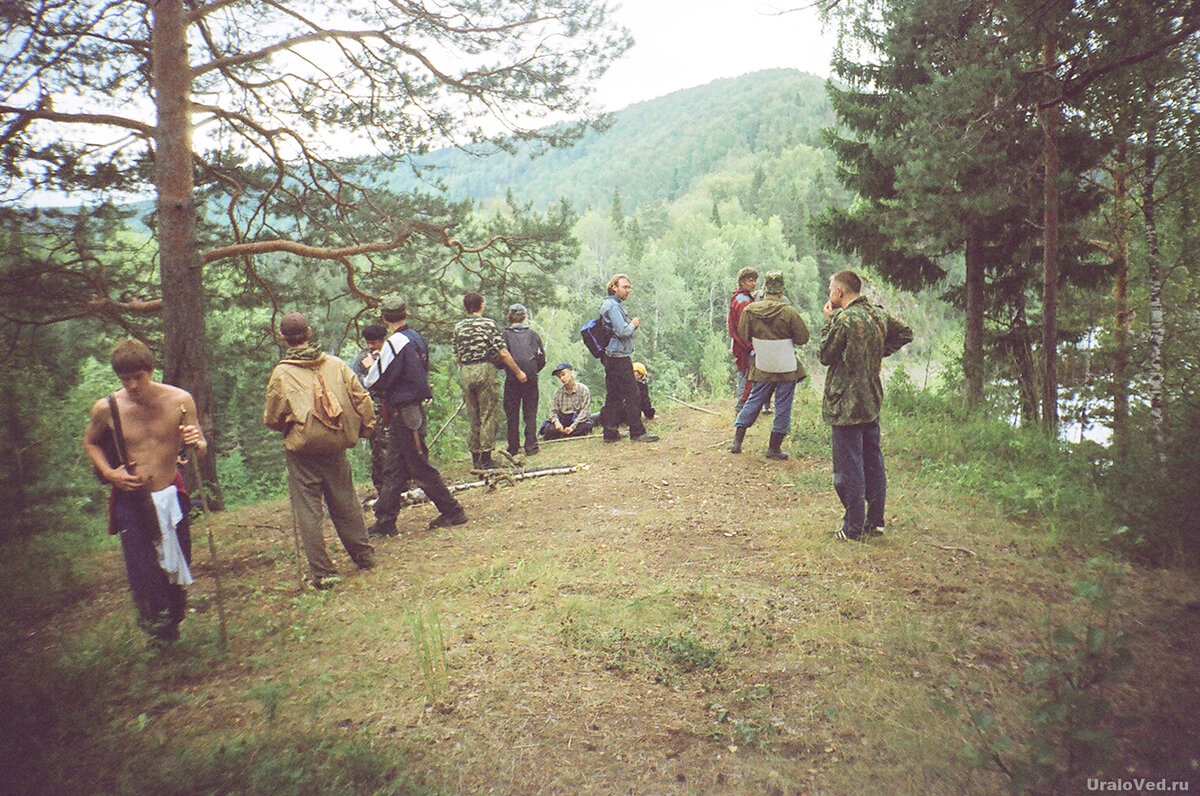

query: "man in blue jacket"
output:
365 296 467 536
598 273 659 443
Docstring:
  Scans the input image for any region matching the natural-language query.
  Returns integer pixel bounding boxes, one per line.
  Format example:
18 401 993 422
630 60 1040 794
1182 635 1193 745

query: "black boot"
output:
765 431 788 460
478 451 499 470
729 426 746 454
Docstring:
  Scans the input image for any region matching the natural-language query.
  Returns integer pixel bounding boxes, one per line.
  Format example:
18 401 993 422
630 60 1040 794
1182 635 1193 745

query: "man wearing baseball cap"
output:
501 303 545 456
264 311 376 588
539 363 594 440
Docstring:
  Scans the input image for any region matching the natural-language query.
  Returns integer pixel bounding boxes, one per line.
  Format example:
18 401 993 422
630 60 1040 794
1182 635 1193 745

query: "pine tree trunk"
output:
1040 31 1061 436
152 0 223 508
1010 298 1040 428
964 226 985 409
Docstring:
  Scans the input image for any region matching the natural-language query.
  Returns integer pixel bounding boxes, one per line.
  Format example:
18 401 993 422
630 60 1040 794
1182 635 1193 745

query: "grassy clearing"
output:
1 398 1197 794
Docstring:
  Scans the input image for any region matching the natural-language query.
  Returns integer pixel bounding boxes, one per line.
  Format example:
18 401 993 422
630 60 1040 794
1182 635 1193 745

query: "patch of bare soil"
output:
9 402 1200 794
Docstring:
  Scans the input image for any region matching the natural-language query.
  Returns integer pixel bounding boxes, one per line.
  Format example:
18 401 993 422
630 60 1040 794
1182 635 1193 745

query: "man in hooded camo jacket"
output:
819 270 913 541
728 270 809 460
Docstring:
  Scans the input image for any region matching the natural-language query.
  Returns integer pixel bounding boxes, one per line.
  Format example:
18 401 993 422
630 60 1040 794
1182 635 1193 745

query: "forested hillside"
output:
383 69 836 211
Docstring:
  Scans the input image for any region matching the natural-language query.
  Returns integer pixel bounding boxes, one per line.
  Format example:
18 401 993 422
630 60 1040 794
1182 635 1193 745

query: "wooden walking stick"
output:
289 501 307 590
667 395 721 415
181 406 228 650
428 400 466 446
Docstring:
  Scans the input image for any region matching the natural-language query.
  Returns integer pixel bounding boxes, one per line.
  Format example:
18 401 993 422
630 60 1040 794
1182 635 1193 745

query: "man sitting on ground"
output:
540 363 594 440
633 361 656 421
591 361 655 429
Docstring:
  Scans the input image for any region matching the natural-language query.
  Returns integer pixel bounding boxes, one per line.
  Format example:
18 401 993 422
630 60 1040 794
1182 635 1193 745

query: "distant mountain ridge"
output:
381 69 833 212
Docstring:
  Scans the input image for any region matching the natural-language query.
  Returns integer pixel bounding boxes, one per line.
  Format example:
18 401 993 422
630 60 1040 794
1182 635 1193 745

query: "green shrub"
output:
888 377 1115 546
1096 397 1200 565
951 557 1132 794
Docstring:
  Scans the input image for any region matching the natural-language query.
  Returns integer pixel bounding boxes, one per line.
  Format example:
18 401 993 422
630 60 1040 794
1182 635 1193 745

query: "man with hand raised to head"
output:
366 296 467 536
819 270 913 541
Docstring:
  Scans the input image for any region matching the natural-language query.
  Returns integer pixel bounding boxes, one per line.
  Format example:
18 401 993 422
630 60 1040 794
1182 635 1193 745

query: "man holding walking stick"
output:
84 339 207 644
264 312 377 589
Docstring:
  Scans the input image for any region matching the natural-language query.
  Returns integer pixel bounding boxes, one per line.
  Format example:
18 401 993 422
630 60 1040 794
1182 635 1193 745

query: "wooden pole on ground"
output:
667 395 721 415
396 464 588 506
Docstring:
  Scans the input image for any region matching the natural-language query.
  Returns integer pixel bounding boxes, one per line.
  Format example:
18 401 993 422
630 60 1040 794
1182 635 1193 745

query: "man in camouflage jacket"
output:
453 291 527 469
819 270 913 541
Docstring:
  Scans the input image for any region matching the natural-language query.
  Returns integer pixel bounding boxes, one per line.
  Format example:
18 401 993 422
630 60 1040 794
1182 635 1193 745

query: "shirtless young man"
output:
83 339 207 642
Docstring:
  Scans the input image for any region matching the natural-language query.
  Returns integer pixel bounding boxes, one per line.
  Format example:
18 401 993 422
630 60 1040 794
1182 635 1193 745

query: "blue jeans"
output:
832 421 886 536
734 379 795 436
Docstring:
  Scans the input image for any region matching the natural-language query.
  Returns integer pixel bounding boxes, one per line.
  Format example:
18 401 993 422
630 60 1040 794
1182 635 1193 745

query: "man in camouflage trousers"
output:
453 291 527 470
819 270 913 541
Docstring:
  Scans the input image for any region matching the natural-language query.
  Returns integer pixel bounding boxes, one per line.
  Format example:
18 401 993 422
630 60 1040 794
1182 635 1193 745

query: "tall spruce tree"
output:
815 0 1047 411
816 0 1199 428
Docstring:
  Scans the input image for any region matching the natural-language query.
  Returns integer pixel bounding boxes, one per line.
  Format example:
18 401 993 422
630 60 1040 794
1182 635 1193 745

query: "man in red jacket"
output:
727 266 758 414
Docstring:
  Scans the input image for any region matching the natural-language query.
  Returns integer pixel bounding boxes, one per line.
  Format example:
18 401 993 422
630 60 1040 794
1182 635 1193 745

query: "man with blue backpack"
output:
597 273 659 444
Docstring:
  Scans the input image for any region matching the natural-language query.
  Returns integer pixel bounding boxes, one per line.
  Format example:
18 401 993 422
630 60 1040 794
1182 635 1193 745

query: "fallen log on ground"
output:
538 432 600 445
667 395 721 415
395 463 588 507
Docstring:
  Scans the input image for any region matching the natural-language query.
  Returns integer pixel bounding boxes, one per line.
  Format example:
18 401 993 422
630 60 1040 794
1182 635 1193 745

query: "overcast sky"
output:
590 1 835 112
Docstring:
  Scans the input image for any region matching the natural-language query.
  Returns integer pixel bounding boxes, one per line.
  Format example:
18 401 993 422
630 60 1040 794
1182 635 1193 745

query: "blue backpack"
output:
579 313 613 358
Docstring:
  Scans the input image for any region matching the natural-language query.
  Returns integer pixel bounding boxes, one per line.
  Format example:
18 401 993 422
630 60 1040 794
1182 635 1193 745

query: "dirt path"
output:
9 401 1200 794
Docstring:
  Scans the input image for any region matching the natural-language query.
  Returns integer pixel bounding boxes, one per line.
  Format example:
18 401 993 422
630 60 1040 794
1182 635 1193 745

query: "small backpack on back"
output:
504 326 546 374
580 313 612 358
284 361 362 455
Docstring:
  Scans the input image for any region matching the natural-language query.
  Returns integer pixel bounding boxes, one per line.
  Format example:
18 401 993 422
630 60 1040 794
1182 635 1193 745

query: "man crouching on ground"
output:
264 312 377 589
83 339 207 643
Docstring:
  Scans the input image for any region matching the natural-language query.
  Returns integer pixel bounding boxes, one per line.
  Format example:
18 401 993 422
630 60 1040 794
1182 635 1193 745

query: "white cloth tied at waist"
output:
151 484 194 586
751 337 796 373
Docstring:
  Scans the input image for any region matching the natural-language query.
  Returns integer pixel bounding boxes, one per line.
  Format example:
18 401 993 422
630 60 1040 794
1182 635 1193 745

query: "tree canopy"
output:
1 0 631 501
